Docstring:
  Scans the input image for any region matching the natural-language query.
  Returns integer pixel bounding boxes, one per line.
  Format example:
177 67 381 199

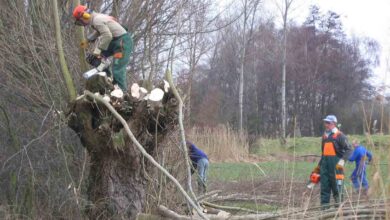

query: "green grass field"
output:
209 161 388 187
255 135 390 158
209 161 315 182
209 135 390 187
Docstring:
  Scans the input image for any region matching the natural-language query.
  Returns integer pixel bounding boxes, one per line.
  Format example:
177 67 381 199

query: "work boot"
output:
198 183 207 194
321 203 331 211
362 188 369 201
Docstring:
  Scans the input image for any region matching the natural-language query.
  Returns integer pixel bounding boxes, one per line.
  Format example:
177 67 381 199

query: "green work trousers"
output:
102 33 133 91
320 156 342 209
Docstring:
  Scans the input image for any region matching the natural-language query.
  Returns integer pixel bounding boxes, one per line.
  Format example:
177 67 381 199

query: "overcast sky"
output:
299 0 390 90
218 0 390 90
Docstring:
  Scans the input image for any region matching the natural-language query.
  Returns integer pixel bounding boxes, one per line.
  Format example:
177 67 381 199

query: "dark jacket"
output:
188 142 208 166
321 130 353 160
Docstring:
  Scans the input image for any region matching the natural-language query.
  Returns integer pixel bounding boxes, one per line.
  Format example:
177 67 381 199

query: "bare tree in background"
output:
276 0 295 140
238 0 248 132
183 0 211 120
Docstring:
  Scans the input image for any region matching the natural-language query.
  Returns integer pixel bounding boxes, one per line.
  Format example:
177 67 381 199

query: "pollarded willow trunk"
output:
86 143 144 219
67 75 177 219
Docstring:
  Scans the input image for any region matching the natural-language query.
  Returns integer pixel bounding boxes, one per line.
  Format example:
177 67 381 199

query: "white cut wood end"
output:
163 80 170 92
131 83 140 98
149 88 164 102
98 72 107 77
103 95 111 102
139 87 148 99
140 87 148 94
111 89 124 98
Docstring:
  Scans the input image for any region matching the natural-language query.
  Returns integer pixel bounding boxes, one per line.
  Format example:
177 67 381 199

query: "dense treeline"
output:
190 6 382 136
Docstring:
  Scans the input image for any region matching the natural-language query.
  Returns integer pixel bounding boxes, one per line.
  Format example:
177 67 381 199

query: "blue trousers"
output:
197 158 209 193
351 165 368 190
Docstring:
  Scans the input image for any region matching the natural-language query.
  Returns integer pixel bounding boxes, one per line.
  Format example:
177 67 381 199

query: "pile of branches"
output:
138 190 390 220
138 190 280 220
284 199 390 220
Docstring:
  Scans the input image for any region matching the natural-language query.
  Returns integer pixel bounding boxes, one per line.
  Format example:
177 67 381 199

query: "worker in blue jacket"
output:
348 140 372 194
186 141 209 193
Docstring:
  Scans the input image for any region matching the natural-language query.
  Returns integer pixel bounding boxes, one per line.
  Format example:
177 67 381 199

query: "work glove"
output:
93 47 102 56
335 159 345 171
80 39 89 49
312 166 320 174
96 62 107 72
86 53 101 67
96 58 111 72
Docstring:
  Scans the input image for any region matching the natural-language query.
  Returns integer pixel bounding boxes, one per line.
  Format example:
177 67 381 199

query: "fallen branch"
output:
197 190 222 202
201 201 258 214
158 205 193 220
228 213 282 220
136 213 170 220
284 201 390 219
158 205 278 220
298 154 321 158
208 193 281 204
314 209 387 220
84 90 208 220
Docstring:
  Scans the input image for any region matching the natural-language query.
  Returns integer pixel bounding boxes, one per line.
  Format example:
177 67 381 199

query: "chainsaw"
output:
83 53 112 79
307 172 320 189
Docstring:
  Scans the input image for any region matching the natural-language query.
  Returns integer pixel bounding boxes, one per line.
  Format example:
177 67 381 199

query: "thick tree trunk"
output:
87 149 145 219
67 76 178 219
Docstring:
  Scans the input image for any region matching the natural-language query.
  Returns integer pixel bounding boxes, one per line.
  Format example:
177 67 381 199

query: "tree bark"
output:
67 76 179 219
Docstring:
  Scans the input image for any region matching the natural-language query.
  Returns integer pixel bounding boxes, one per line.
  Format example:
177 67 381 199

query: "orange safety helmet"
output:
73 5 90 20
310 173 320 184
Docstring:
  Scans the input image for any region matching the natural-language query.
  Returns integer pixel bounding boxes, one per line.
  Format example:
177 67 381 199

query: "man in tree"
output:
311 115 353 210
187 141 209 194
348 140 372 196
73 5 133 91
